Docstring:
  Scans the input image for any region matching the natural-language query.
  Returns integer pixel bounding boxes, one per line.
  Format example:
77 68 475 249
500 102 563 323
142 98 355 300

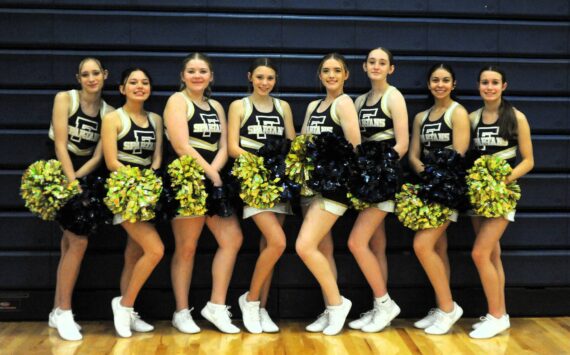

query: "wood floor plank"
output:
0 318 568 354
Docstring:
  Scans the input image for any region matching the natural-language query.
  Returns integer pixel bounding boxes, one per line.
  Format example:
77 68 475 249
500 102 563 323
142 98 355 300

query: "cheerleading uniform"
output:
239 96 292 218
469 108 518 221
355 86 399 213
419 101 461 222
302 94 350 216
48 89 112 170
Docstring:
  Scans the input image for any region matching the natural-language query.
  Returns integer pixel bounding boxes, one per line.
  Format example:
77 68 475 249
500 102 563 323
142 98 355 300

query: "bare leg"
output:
53 233 70 309
56 231 88 310
435 232 450 283
471 218 509 317
413 222 454 312
295 202 342 306
206 215 243 305
119 221 164 307
347 208 389 297
120 237 143 296
369 220 388 284
259 213 286 308
170 217 206 311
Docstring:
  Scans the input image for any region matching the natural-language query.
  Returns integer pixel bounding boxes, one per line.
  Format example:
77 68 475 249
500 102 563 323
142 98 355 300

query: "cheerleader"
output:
296 53 361 336
347 47 409 332
48 57 113 341
101 67 164 338
409 63 470 335
468 66 533 339
227 58 296 333
163 53 242 334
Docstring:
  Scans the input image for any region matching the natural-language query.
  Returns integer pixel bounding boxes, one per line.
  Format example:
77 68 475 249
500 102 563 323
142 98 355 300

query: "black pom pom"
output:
256 137 300 203
305 132 356 194
349 141 402 203
151 168 180 222
205 180 234 217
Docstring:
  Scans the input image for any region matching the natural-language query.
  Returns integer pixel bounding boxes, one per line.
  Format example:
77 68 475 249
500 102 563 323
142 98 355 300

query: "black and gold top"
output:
48 89 112 167
355 86 397 146
239 96 286 154
165 92 221 164
116 108 158 169
305 94 347 137
419 101 459 156
471 108 518 167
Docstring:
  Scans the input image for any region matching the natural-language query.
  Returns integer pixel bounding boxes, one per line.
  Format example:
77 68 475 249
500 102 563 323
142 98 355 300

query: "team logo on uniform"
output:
359 108 386 132
69 117 99 143
475 127 508 150
421 123 450 147
194 113 221 138
307 115 333 135
248 115 284 139
123 130 156 154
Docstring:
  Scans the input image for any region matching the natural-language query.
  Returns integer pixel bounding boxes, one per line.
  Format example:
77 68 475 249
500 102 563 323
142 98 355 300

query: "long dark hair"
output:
119 67 152 105
425 63 458 106
478 65 518 139
179 53 213 99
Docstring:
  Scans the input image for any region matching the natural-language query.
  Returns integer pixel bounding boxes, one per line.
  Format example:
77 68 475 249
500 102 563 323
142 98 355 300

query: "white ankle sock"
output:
375 293 390 304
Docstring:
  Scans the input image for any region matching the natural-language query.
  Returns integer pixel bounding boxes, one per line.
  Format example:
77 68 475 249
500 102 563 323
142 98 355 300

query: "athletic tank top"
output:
116 108 158 169
471 108 518 167
419 101 459 156
239 96 286 154
305 94 346 137
355 86 396 146
165 92 221 164
48 89 112 167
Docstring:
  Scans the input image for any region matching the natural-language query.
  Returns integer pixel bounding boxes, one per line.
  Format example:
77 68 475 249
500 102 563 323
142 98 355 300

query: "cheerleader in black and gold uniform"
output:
468 66 533 339
102 67 164 338
163 53 242 334
296 53 361 336
408 63 470 335
48 57 113 341
227 58 296 333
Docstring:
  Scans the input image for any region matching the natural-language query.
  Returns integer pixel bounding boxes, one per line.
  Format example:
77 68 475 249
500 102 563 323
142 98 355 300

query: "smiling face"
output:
363 48 394 82
181 58 213 94
248 65 276 96
319 58 349 92
479 70 507 103
120 70 151 102
428 68 455 100
77 59 106 94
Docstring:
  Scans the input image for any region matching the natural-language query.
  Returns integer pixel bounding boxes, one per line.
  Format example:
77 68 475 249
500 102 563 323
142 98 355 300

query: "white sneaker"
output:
49 308 82 330
348 309 375 330
305 310 329 332
414 308 438 329
260 308 279 333
469 314 510 339
238 292 262 334
172 308 201 334
130 311 154 332
424 303 463 335
200 302 240 334
111 297 133 338
53 309 82 341
472 313 509 330
323 296 352 336
362 300 401 333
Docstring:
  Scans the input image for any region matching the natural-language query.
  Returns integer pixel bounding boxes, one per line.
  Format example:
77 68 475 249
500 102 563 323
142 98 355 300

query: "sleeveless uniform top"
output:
419 101 459 157
471 108 518 167
165 92 222 164
355 86 397 146
116 108 158 169
48 89 112 168
305 94 347 137
239 96 286 154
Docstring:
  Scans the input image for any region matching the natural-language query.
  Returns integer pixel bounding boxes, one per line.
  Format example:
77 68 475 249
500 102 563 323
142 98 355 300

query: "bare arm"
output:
227 99 249 158
150 113 163 170
408 112 425 174
52 92 77 181
101 111 123 172
209 99 228 172
388 89 409 158
335 95 361 147
300 100 319 134
506 111 534 183
451 105 470 155
281 100 297 140
163 93 221 185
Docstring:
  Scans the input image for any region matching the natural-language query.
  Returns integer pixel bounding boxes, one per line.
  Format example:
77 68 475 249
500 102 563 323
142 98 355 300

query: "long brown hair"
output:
478 65 518 139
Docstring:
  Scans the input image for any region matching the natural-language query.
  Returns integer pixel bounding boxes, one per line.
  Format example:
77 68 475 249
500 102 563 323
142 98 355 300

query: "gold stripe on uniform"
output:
189 137 218 152
67 143 94 156
367 129 395 142
118 151 152 167
493 146 517 161
240 136 263 151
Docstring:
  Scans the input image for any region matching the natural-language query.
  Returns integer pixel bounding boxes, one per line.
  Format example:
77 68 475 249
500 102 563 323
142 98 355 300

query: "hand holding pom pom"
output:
167 156 208 217
232 152 283 209
285 134 315 197
395 183 453 231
